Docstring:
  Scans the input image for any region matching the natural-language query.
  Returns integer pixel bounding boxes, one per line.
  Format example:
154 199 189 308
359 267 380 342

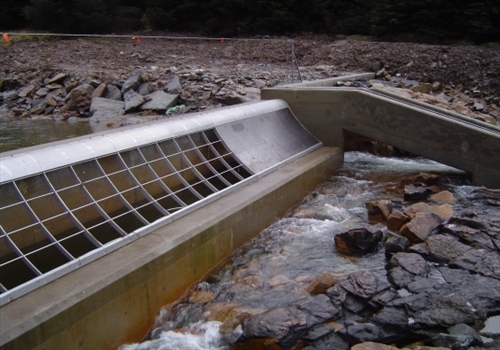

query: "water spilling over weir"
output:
1 75 499 349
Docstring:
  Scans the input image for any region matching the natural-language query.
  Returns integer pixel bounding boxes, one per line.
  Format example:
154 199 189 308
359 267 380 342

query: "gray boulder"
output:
121 70 143 93
140 90 178 113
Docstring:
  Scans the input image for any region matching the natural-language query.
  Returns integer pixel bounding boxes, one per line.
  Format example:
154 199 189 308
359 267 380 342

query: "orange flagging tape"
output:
3 33 10 43
131 36 141 43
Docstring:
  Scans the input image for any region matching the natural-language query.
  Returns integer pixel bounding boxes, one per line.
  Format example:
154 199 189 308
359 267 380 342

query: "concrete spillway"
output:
1 74 499 349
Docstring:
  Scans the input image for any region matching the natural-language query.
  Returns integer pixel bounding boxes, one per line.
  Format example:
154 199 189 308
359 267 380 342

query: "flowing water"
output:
120 152 470 350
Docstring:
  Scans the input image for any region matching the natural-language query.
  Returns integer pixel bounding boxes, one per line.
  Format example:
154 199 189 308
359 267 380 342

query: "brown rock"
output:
351 342 398 350
404 202 453 220
387 210 409 231
47 73 67 84
429 190 457 204
306 271 338 295
188 290 215 304
400 213 442 243
366 200 392 223
91 83 107 98
334 227 384 255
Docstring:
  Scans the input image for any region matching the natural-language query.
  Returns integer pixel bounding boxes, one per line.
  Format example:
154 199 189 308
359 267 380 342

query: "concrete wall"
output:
262 87 500 188
0 147 342 350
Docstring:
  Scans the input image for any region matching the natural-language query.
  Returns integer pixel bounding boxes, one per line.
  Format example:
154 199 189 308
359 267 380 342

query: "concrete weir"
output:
1 74 499 349
262 74 500 188
0 100 342 349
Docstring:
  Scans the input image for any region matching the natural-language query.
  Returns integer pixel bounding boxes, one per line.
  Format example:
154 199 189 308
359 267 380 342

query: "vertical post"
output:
291 40 295 84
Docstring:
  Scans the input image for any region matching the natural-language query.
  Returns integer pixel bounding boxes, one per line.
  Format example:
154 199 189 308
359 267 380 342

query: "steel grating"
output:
0 99 321 305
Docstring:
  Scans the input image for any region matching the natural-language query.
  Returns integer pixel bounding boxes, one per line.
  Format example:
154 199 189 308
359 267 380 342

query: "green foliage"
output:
4 0 498 43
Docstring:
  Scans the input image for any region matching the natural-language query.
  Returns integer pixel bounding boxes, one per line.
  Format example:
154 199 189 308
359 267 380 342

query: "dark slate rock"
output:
388 253 430 277
303 332 349 350
425 234 471 263
448 323 483 347
407 243 430 259
371 306 409 330
123 89 145 113
385 235 410 255
334 227 383 255
432 333 476 350
340 270 390 300
413 293 484 328
346 323 381 344
104 84 122 100
441 223 495 250
439 267 500 313
89 97 124 115
242 306 316 348
121 70 143 93
293 294 341 321
302 324 335 342
342 294 368 314
387 253 430 289
140 90 178 113
400 213 442 243
326 284 347 308
138 83 151 95
450 250 500 280
369 289 399 309
404 185 432 201
164 75 183 94
0 76 21 91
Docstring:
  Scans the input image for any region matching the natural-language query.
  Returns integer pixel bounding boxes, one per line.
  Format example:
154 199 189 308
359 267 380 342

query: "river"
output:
120 152 478 350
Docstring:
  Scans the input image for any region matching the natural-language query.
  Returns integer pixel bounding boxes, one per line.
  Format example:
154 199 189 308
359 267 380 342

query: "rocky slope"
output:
1 35 499 131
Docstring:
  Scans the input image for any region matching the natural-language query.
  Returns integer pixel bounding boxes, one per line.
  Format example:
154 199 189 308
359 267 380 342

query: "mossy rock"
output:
410 83 433 93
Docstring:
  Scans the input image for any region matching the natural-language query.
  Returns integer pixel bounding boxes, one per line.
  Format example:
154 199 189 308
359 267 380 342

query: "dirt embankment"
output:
1 35 499 125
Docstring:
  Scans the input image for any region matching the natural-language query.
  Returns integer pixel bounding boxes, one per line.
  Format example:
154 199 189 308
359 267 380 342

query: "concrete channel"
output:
1 74 499 349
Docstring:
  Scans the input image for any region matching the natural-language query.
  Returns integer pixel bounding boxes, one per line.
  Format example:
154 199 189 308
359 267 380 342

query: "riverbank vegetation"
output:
1 0 499 44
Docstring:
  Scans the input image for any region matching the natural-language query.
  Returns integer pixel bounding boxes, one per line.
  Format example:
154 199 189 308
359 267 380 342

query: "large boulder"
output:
334 227 384 255
140 90 178 113
121 70 143 93
425 234 471 263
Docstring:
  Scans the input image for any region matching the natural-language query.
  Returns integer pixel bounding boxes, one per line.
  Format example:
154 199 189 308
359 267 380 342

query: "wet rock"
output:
366 200 392 223
440 223 494 251
387 253 430 288
450 249 500 279
385 235 411 255
241 306 315 349
104 84 122 100
404 185 432 201
400 213 442 243
387 210 410 231
334 227 384 255
439 267 500 313
425 234 471 263
303 331 349 350
343 294 368 314
293 294 341 321
123 90 146 113
413 293 481 328
306 271 338 295
369 289 399 309
431 333 476 350
140 90 178 113
351 342 398 350
164 75 183 94
447 323 483 347
371 305 410 331
340 270 390 300
429 190 457 204
346 323 381 344
302 323 335 342
121 70 143 93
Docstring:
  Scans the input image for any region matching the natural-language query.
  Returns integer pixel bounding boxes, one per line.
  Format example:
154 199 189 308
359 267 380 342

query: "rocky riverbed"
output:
1 35 499 141
121 153 500 350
